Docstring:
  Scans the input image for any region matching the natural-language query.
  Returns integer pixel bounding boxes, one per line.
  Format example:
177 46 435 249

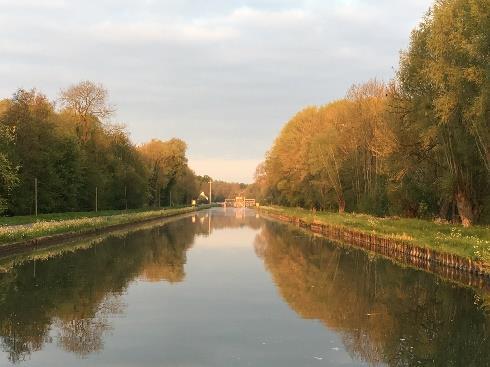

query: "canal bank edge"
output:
0 205 213 257
258 206 490 280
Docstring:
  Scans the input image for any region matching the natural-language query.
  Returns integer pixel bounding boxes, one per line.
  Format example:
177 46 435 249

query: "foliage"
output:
0 82 233 216
254 0 490 226
258 81 393 214
138 138 189 207
393 0 490 226
59 80 114 142
0 111 17 213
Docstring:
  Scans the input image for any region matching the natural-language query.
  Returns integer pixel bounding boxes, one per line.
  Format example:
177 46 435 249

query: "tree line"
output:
0 81 245 216
251 0 490 226
198 179 248 203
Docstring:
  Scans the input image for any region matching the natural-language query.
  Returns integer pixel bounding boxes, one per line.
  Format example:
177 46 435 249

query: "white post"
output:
209 180 212 205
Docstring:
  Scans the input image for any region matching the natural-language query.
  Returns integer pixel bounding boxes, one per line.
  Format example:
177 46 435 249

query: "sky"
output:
0 0 432 183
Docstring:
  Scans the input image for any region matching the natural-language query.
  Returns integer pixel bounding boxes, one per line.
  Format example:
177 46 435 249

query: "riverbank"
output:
259 206 490 275
0 206 211 251
0 208 159 226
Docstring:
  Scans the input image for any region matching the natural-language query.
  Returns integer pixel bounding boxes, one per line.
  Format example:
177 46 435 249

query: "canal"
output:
0 208 489 366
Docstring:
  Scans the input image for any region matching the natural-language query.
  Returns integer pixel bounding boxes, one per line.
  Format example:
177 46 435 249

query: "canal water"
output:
0 208 489 366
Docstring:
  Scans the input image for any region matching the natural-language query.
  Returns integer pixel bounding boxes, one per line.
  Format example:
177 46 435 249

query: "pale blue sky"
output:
0 0 432 182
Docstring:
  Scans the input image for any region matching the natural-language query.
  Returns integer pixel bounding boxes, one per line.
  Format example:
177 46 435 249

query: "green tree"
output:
0 90 84 214
0 102 18 213
138 139 188 207
395 0 490 226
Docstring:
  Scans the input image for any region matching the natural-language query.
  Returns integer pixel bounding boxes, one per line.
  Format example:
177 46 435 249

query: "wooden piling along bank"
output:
260 209 490 290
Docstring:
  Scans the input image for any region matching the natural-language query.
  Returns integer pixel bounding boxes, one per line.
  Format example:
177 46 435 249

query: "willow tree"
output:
395 0 490 226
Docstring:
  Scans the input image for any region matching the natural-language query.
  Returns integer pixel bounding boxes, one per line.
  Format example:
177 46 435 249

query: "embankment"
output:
259 206 490 285
0 206 211 256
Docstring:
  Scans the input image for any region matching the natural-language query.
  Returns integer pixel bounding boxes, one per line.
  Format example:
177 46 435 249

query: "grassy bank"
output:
260 206 490 264
0 206 208 246
0 212 195 273
0 208 182 226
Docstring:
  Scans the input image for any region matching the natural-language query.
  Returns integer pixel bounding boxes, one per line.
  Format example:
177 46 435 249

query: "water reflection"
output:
0 209 489 366
255 220 490 366
0 210 260 364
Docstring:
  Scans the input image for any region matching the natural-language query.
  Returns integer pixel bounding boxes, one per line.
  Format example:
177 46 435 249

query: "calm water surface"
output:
0 208 489 366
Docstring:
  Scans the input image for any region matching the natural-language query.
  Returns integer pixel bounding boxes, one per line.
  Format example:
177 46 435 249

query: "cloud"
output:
0 0 433 183
0 0 65 9
86 6 309 44
227 6 309 26
91 21 238 43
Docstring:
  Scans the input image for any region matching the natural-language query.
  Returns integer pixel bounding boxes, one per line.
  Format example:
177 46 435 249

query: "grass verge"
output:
0 207 186 226
260 206 490 264
0 206 207 246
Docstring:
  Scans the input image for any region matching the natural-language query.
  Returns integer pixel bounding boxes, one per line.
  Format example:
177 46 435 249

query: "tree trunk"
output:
438 198 450 220
455 190 474 227
337 195 346 214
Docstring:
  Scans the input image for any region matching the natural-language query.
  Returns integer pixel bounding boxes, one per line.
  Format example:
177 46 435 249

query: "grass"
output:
0 207 185 226
261 206 490 263
0 213 192 273
0 206 207 246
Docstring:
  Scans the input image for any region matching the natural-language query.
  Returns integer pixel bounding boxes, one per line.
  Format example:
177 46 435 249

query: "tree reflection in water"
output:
1 211 488 366
0 216 202 363
0 210 261 363
255 220 490 366
54 294 125 357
